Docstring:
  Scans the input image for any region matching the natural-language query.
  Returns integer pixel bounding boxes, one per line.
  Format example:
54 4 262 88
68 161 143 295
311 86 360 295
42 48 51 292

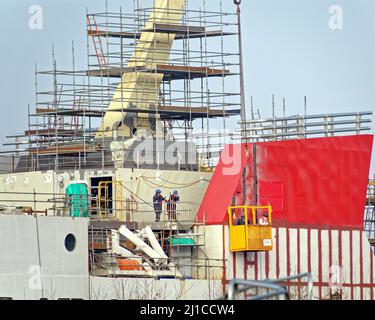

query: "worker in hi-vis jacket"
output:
167 190 180 221
258 213 270 226
153 189 165 222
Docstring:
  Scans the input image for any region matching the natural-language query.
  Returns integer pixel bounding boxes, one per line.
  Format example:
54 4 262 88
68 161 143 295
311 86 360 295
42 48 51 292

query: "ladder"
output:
87 15 107 68
98 180 126 222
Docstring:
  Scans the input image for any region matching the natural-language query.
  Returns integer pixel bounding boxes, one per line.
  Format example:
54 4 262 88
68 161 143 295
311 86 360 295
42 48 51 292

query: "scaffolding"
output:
2 0 241 173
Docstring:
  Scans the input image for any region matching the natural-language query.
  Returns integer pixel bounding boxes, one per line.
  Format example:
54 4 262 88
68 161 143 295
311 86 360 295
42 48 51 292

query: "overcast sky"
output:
0 0 373 174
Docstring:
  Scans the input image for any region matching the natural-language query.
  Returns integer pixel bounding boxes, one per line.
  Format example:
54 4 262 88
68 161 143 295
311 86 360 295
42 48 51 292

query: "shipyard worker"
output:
167 190 180 221
236 215 245 226
258 213 269 226
153 189 165 222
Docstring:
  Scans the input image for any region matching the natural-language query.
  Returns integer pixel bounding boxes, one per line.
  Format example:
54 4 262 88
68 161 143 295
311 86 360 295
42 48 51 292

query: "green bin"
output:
66 182 89 218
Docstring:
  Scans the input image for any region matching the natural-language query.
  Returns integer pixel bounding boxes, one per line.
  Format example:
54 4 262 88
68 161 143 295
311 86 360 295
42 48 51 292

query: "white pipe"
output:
118 225 163 263
144 226 168 259
111 230 135 258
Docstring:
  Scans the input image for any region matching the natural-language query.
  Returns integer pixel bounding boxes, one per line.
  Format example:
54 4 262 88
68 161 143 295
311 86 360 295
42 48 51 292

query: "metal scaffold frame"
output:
1 0 241 173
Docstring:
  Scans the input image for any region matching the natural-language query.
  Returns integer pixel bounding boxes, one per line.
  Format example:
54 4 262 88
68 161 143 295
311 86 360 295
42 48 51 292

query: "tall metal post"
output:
235 0 252 205
234 0 247 139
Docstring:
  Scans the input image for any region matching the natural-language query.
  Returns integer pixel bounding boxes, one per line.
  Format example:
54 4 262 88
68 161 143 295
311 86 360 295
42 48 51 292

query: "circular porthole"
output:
64 234 76 252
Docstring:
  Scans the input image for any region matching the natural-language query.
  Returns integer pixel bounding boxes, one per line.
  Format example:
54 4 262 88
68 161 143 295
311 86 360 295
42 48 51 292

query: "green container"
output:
171 237 195 246
66 182 89 218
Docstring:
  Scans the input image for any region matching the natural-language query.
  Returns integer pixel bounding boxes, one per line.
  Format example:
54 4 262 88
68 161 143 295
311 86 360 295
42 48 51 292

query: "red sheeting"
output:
196 135 373 228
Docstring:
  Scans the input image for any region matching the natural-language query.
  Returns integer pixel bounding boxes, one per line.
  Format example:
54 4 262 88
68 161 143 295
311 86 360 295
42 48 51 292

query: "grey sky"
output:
0 0 373 174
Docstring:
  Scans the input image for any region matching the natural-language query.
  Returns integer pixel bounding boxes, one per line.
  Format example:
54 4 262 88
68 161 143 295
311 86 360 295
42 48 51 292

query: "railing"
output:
0 191 66 216
228 205 273 226
0 147 200 174
236 111 372 142
0 189 197 227
139 201 194 222
225 273 314 300
0 189 194 223
89 227 112 251
93 196 194 224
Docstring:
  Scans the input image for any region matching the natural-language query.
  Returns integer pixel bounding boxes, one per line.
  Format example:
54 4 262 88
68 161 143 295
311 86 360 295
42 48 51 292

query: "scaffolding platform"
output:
28 144 95 155
88 30 236 40
35 106 240 121
86 64 233 80
88 21 236 39
35 108 105 118
25 129 84 137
